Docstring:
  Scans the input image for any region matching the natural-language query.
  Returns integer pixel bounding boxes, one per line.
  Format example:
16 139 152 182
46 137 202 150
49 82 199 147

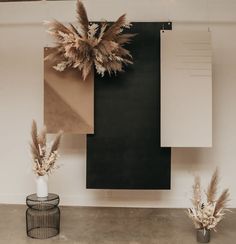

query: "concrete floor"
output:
0 205 235 244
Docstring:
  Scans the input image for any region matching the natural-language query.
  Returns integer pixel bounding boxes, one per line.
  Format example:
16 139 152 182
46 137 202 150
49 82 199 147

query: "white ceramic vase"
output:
36 175 48 198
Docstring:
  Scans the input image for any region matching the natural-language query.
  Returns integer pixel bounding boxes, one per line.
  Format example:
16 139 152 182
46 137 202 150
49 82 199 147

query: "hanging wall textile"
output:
87 22 172 189
44 48 94 134
161 30 212 147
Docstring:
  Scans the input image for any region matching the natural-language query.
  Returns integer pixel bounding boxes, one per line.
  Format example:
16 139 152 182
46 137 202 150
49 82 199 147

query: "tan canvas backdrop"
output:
44 47 94 134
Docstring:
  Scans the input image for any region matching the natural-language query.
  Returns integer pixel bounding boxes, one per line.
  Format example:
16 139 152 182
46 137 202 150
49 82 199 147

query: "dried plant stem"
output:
50 130 63 154
192 176 201 208
207 168 219 203
215 189 230 214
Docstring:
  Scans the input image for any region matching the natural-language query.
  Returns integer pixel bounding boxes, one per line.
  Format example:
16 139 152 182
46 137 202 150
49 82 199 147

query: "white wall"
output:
0 0 236 207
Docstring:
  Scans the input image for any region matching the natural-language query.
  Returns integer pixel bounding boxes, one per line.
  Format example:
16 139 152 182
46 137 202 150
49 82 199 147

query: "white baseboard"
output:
0 193 235 209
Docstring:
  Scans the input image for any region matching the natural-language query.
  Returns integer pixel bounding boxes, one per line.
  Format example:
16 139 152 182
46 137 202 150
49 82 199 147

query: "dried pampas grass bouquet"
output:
30 120 63 176
187 169 230 232
45 0 136 80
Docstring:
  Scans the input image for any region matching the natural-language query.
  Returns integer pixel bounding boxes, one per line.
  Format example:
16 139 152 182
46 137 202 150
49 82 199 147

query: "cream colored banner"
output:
161 30 212 147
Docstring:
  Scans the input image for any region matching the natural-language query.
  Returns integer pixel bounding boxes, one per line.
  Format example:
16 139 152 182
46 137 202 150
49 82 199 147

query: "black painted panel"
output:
87 22 172 189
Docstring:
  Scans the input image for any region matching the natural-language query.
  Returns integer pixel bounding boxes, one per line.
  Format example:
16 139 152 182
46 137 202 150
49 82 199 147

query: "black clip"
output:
161 24 165 33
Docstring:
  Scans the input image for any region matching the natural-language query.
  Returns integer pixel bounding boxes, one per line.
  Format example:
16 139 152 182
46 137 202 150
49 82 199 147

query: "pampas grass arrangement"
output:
45 0 135 80
30 120 63 176
187 169 230 232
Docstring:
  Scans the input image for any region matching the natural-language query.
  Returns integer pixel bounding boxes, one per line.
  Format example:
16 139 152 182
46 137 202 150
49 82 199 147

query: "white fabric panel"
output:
161 30 212 147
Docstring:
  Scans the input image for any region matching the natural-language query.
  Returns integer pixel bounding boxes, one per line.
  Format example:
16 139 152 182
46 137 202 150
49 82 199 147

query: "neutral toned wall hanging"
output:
44 47 94 134
44 0 134 134
160 30 212 147
45 0 135 80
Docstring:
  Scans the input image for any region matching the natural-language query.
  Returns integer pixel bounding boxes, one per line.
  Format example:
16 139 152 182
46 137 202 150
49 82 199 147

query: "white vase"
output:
36 175 48 198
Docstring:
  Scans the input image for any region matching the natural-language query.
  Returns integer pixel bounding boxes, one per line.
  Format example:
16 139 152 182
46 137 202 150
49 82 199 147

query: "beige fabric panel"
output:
44 47 94 134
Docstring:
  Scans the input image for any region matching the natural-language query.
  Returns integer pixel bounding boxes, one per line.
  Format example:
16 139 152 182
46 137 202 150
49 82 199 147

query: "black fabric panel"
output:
87 22 172 189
